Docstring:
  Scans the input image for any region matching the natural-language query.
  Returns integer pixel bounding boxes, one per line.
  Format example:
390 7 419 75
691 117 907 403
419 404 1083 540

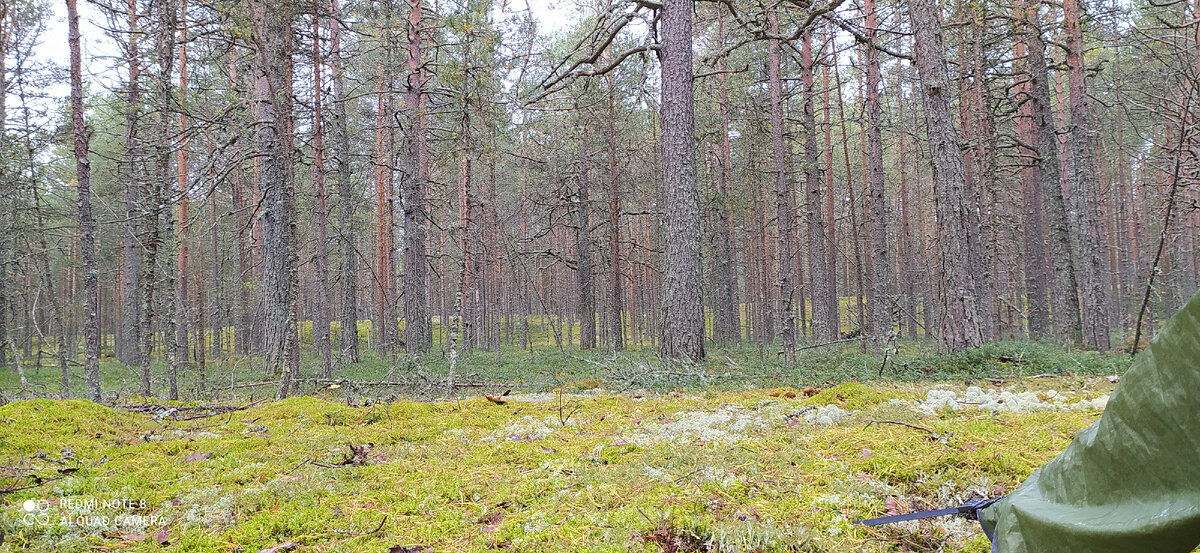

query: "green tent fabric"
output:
979 292 1200 553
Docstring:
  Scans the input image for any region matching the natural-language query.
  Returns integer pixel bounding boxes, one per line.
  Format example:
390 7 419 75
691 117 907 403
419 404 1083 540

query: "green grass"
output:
0 376 1119 552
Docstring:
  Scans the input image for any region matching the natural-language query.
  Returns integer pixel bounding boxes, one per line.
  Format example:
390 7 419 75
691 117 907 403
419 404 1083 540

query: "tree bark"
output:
957 1 997 342
229 52 253 357
1025 10 1082 343
175 0 190 369
0 20 6 369
1014 0 1050 338
330 0 359 364
804 28 836 343
68 0 100 402
604 67 624 351
250 0 298 397
403 0 431 357
657 0 704 362
820 26 841 337
374 61 394 356
118 0 142 366
832 56 866 337
767 4 796 361
31 187 71 397
908 0 984 351
311 0 333 378
1063 0 1112 350
864 0 890 344
136 0 178 399
709 9 740 347
576 160 596 350
138 164 162 397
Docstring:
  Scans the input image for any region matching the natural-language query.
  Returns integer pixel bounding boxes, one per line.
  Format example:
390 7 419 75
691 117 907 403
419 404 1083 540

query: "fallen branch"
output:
116 398 268 421
333 515 388 537
299 378 488 388
0 475 63 495
309 461 356 469
796 338 860 352
285 459 310 474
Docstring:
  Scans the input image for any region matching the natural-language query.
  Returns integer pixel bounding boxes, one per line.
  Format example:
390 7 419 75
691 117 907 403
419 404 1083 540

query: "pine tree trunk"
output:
251 0 299 397
820 30 841 338
576 161 595 350
1023 12 1082 343
955 1 996 343
0 27 6 370
1063 0 1112 350
175 0 191 370
519 169 531 350
710 10 740 347
864 0 891 345
119 0 142 366
32 182 71 396
450 142 474 394
798 30 833 343
908 0 984 351
311 0 333 378
403 0 431 357
138 157 162 397
767 6 795 361
374 61 394 356
897 80 919 339
151 0 179 400
68 0 100 401
833 60 866 338
1015 0 1050 338
206 135 221 358
330 0 359 364
605 69 625 351
657 0 704 362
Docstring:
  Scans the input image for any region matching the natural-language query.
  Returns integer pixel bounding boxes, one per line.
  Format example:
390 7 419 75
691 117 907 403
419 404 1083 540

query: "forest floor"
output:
0 363 1124 552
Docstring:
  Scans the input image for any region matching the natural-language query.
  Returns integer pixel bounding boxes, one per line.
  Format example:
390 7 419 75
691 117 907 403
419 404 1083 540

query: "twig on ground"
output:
796 338 860 352
285 460 310 474
117 398 268 421
0 476 63 495
333 515 388 536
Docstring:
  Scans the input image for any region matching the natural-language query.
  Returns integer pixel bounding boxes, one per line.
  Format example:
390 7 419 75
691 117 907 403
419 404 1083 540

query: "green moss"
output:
0 379 1107 553
0 399 144 458
805 382 908 410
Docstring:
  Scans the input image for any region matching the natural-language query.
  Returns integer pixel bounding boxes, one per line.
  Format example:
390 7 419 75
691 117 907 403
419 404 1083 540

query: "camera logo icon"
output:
21 499 51 526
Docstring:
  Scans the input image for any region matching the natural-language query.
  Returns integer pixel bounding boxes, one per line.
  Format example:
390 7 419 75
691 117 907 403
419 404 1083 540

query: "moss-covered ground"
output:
0 372 1122 553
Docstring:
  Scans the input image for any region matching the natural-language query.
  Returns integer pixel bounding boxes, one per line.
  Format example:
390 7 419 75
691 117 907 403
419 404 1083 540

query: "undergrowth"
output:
0 339 1129 404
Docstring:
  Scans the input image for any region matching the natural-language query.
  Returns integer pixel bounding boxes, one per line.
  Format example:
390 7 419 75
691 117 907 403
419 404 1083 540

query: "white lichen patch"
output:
642 466 670 482
503 391 598 403
914 386 1109 414
167 429 220 440
806 404 851 426
168 486 236 529
698 466 737 487
624 401 855 447
484 415 558 442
